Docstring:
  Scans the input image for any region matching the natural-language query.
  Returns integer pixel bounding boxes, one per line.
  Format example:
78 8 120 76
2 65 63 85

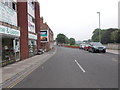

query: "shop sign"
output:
0 2 17 26
0 25 20 36
40 30 49 42
28 33 37 40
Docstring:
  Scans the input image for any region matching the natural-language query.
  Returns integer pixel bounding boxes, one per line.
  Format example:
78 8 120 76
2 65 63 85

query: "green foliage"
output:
111 29 120 43
56 33 66 44
92 28 119 44
69 38 75 45
65 37 70 44
56 33 76 45
92 28 100 42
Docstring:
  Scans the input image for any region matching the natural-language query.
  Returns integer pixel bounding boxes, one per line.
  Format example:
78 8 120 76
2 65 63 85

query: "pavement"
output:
0 47 118 88
106 49 119 55
1 47 57 88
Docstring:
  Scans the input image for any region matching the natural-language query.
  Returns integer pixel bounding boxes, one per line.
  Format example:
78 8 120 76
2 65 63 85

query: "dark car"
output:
88 42 106 53
37 49 44 55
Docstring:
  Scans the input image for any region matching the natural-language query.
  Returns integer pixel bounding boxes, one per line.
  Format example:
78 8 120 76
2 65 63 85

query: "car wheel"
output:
102 50 106 53
92 48 95 53
88 48 91 52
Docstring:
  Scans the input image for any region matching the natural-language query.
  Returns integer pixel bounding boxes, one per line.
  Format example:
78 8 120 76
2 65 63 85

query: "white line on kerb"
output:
75 60 86 73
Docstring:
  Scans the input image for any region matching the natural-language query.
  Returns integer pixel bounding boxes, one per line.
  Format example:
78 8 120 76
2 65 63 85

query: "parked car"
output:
88 42 106 53
37 49 44 55
84 44 90 51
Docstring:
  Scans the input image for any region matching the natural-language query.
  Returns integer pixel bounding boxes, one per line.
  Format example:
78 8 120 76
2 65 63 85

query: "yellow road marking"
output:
6 66 38 89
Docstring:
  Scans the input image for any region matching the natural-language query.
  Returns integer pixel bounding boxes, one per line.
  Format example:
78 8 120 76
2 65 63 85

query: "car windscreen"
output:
92 43 103 46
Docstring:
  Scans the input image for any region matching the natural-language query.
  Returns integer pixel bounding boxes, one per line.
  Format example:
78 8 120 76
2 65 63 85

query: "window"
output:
12 2 16 10
32 18 35 23
28 14 35 23
3 0 17 11
31 2 34 5
5 1 8 6
28 14 33 22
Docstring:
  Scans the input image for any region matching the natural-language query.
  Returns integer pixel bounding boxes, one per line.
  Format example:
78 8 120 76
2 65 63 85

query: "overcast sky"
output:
38 0 119 41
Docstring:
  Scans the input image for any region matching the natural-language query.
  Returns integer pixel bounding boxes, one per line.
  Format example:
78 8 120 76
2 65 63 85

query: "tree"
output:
56 33 66 44
92 28 100 42
111 29 120 43
69 38 75 45
92 28 119 44
65 37 70 44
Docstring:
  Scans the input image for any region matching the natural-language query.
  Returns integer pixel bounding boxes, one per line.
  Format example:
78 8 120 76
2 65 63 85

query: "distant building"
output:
40 17 54 51
76 41 82 44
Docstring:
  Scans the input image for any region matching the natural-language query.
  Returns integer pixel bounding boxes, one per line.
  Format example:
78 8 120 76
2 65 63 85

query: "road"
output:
13 47 118 88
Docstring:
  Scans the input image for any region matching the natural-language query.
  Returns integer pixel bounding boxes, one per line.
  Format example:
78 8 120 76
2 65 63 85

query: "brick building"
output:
0 0 41 66
40 17 54 51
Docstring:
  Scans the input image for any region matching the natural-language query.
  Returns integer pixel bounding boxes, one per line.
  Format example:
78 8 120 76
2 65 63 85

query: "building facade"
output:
40 17 54 51
0 0 41 66
0 0 20 66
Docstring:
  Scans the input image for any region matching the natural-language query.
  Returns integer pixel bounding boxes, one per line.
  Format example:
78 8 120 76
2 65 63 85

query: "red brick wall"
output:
35 2 41 51
17 2 29 60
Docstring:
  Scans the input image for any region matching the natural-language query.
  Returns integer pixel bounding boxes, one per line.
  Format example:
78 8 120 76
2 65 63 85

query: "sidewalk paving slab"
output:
106 49 119 55
1 47 57 88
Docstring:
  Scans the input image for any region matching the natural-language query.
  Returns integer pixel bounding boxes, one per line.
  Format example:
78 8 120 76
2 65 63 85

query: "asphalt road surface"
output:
13 47 118 88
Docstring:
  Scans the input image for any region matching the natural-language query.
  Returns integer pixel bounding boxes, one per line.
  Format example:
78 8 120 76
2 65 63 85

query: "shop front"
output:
0 25 20 66
28 33 37 57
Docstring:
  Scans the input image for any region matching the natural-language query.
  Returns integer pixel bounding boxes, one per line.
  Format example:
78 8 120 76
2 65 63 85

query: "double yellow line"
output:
5 65 39 89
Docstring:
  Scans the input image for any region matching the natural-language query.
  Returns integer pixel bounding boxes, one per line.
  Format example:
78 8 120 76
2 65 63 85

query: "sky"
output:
38 0 119 41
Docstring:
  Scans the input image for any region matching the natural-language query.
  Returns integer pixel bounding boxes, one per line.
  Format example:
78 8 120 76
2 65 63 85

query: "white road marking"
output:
75 60 86 73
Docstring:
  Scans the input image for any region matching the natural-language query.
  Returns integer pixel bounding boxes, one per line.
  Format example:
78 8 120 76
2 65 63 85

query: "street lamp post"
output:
97 12 101 43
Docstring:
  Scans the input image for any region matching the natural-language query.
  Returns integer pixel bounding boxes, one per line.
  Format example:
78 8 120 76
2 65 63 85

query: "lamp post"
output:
97 12 101 43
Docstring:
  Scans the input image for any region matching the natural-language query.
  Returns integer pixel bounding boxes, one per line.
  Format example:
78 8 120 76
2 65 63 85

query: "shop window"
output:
29 40 37 57
2 37 20 66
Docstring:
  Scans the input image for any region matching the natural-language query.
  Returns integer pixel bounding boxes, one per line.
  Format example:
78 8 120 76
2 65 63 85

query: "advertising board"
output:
40 30 49 42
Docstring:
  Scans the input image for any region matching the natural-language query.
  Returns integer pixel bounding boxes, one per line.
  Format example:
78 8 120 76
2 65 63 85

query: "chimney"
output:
40 17 43 23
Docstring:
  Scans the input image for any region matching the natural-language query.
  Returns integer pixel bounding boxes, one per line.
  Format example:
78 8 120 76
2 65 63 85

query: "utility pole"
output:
97 12 101 43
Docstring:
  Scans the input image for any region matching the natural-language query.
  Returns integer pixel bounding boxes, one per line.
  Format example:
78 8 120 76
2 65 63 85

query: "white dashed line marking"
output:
75 60 86 73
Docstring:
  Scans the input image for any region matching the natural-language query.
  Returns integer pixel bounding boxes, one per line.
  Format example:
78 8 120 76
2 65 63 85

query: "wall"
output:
104 43 120 50
17 2 29 60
